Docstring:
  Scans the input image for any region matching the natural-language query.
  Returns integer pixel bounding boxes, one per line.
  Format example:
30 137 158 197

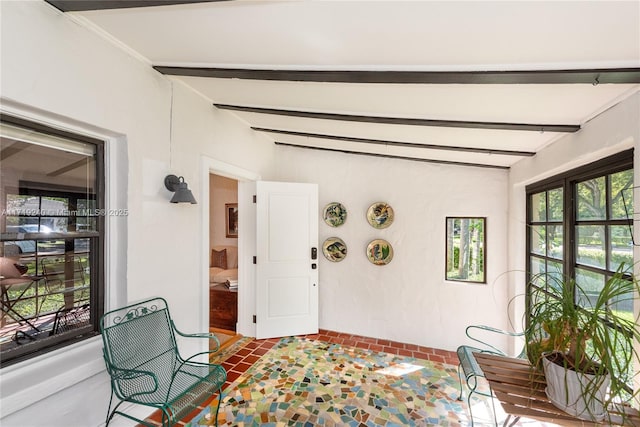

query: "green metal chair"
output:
100 297 226 427
456 325 526 426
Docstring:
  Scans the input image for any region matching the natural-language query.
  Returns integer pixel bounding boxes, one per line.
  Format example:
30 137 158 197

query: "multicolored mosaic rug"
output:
187 336 474 426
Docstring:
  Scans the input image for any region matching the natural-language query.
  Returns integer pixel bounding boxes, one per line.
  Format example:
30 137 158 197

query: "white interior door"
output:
255 181 318 339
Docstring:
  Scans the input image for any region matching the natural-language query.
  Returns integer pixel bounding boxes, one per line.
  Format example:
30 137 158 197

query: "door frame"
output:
200 156 261 337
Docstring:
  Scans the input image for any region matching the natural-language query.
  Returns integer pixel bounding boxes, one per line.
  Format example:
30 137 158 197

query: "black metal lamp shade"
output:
164 174 197 204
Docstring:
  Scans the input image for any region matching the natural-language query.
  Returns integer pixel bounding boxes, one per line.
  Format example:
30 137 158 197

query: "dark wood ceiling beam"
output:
46 0 224 12
157 66 640 85
48 158 94 177
0 142 30 161
253 127 535 157
215 104 579 133
275 142 509 170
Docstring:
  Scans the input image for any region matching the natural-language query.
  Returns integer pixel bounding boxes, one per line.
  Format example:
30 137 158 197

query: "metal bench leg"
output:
503 414 520 427
489 389 499 427
467 375 478 427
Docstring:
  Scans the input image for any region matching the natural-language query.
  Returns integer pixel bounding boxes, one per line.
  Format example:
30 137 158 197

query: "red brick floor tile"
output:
243 354 261 364
225 354 244 365
226 370 243 383
354 341 370 350
342 338 357 347
413 351 431 360
428 354 446 364
243 341 261 349
397 348 413 357
369 344 384 352
252 347 271 356
235 361 253 372
235 348 252 357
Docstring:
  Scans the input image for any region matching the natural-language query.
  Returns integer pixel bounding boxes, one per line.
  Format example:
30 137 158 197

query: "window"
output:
0 115 104 367
446 217 486 283
526 150 634 379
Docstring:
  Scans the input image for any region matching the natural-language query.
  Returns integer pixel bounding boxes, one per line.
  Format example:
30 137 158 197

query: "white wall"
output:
0 2 275 426
274 148 511 352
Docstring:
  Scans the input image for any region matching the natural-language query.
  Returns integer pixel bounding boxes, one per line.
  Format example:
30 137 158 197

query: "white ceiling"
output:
57 0 640 169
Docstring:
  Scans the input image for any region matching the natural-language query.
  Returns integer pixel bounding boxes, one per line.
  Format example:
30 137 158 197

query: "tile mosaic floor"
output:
189 335 467 426
141 330 556 427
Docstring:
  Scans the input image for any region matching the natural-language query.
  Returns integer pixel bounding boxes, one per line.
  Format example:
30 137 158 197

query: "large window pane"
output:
609 225 633 272
530 225 546 256
575 267 605 308
577 177 606 220
547 225 563 259
0 118 103 367
609 281 634 318
576 225 605 268
547 260 563 283
548 188 563 221
530 257 546 276
610 169 633 220
531 192 546 222
6 195 39 216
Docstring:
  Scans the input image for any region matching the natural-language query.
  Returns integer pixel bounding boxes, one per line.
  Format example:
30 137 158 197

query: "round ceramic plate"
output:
366 202 394 229
322 237 347 262
323 202 347 227
366 239 393 265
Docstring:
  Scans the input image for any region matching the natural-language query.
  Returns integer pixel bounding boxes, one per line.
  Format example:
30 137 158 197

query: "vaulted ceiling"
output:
47 0 640 169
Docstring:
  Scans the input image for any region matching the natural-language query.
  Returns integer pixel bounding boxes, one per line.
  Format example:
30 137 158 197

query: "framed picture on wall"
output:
226 203 238 238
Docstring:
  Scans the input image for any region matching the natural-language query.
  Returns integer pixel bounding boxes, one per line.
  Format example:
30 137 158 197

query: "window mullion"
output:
565 176 575 288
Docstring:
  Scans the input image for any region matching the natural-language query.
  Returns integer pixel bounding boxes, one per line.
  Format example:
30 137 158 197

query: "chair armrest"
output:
171 320 221 352
465 325 525 357
104 360 159 398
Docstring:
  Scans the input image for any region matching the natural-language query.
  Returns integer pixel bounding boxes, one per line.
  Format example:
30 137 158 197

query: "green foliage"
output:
526 264 640 421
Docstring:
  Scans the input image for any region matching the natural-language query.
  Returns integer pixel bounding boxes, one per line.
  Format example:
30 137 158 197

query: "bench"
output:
456 325 525 426
100 297 227 427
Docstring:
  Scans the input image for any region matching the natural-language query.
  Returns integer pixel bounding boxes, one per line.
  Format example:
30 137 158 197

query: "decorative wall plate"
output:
366 202 394 229
366 239 393 265
322 237 347 262
323 202 347 227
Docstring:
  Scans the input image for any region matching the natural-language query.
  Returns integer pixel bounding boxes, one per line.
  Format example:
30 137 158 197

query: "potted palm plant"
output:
525 264 640 422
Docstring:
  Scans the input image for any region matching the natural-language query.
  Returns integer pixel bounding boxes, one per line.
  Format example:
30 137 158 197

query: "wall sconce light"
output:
164 174 197 204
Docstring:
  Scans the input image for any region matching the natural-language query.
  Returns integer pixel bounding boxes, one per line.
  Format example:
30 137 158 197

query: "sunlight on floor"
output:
375 362 425 376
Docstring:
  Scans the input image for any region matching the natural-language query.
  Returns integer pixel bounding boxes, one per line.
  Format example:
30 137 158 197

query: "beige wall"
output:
209 174 239 253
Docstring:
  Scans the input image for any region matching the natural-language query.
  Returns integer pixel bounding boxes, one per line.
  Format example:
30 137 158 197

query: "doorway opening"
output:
208 174 238 333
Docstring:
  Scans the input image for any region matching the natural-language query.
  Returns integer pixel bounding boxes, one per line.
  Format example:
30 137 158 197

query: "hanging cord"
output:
169 81 174 171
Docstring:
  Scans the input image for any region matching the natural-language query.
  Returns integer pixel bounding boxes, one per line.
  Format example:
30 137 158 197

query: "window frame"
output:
0 114 105 367
525 149 633 320
445 216 487 284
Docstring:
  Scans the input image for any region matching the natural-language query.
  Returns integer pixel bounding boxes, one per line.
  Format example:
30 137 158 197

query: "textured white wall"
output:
274 148 511 352
0 2 275 426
